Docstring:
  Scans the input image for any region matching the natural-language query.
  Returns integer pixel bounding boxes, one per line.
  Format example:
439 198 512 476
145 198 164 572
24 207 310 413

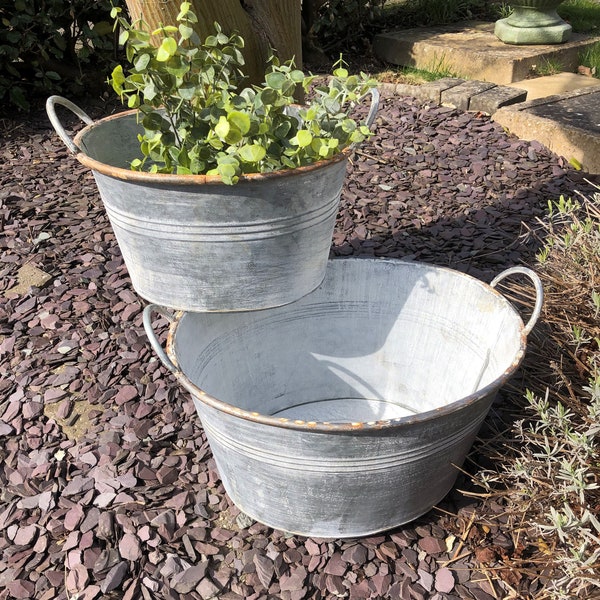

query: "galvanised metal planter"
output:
46 94 378 312
144 258 543 538
495 0 572 45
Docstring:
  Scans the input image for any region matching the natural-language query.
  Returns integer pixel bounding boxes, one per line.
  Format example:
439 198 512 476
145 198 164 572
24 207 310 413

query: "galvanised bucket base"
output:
145 259 542 538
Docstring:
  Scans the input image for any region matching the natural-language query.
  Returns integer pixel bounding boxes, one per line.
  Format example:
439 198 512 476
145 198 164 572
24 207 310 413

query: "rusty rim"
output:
165 266 529 434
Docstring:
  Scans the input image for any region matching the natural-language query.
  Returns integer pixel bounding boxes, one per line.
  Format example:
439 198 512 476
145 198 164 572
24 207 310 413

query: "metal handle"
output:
490 266 543 336
46 95 94 154
143 304 179 374
363 87 380 129
348 87 379 151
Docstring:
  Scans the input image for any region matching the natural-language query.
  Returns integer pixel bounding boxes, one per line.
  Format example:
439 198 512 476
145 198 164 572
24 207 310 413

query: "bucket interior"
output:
77 112 144 169
171 260 525 424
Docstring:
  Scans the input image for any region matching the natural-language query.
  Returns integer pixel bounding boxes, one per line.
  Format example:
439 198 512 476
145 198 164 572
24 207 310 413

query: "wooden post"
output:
123 0 302 86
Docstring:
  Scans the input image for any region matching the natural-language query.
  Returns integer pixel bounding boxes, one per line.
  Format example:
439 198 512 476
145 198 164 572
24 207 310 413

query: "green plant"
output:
579 41 600 78
393 57 459 82
0 0 117 112
378 0 494 29
494 2 514 19
531 57 564 77
470 188 600 598
109 2 376 185
312 0 388 53
559 0 600 33
478 387 600 598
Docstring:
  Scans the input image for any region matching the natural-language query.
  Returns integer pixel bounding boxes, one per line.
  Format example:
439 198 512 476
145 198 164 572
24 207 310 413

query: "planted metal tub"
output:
144 259 543 538
46 94 378 312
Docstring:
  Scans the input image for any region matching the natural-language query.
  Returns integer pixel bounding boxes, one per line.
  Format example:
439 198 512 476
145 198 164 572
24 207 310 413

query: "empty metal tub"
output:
144 258 543 538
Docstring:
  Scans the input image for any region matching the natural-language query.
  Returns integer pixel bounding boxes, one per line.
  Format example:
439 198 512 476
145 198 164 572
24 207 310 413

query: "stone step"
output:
507 71 600 100
373 21 600 85
492 87 600 174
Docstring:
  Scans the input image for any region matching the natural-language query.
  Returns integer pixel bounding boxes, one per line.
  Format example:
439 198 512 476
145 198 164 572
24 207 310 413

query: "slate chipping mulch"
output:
0 94 597 600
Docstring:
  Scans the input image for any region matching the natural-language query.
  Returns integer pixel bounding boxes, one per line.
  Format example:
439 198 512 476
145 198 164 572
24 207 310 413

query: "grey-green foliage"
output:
109 2 377 185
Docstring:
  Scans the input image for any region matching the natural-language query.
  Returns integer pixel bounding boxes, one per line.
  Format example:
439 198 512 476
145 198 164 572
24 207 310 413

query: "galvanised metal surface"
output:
144 259 543 538
46 94 379 312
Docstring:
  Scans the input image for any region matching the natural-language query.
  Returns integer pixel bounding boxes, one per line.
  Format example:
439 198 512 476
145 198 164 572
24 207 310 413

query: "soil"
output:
0 93 597 600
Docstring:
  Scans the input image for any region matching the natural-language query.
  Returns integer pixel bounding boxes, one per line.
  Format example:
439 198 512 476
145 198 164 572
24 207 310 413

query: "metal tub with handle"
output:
46 93 379 312
144 258 543 537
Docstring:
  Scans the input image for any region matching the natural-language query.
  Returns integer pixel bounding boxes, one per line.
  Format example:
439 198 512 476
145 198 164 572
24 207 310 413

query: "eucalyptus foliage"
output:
109 2 377 184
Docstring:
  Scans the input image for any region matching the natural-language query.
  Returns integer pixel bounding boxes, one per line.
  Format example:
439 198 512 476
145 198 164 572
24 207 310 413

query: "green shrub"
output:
0 0 117 111
312 0 388 53
376 0 496 30
473 190 600 598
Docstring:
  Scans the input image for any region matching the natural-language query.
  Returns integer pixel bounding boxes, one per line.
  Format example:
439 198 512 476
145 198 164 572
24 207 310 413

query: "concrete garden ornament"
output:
495 0 572 45
47 2 378 312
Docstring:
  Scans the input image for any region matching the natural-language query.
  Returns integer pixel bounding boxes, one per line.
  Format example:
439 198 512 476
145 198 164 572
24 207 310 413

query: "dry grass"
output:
465 185 600 599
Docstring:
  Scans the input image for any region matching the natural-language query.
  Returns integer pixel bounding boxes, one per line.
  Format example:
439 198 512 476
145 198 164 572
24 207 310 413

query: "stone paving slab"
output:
3 263 52 297
492 87 600 174
469 85 528 115
374 21 600 85
507 71 600 100
378 79 527 114
440 80 496 111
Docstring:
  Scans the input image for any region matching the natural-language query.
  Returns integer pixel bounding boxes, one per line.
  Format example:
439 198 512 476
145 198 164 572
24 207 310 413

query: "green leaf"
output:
110 64 126 94
239 144 266 163
290 70 305 83
9 87 28 111
295 130 313 148
214 116 230 140
152 26 178 35
341 118 356 134
179 83 196 100
214 156 240 185
317 141 332 157
224 127 243 145
164 55 189 77
179 23 194 40
208 137 224 150
134 53 150 72
142 112 169 132
273 121 292 139
259 88 278 106
227 111 251 136
143 81 157 101
177 2 192 20
265 71 286 90
569 157 583 170
156 37 178 62
93 21 114 36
